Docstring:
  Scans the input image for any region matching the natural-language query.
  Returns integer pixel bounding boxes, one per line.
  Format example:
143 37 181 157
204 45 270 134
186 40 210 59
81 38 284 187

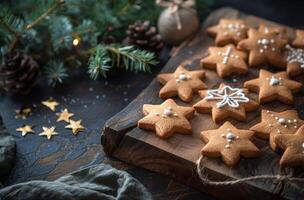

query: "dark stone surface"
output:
1 1 304 199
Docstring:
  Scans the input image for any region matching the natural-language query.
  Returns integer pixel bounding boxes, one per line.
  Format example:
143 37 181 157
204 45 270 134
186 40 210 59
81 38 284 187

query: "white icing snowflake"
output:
286 44 304 68
204 85 249 108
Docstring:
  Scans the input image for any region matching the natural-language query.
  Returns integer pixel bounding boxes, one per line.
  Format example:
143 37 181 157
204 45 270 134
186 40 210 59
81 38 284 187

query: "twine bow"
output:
156 0 196 30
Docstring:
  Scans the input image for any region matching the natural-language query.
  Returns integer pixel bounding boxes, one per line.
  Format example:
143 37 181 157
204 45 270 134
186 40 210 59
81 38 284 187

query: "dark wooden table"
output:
2 1 304 199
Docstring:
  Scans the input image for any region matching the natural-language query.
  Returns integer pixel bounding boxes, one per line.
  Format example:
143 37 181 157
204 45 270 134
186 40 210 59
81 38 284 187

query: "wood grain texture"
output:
103 7 304 200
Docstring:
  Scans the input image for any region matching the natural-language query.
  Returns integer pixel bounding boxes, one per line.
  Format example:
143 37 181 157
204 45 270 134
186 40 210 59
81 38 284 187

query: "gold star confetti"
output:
42 99 59 111
39 126 58 140
15 107 32 119
56 108 74 123
65 120 85 135
16 125 34 136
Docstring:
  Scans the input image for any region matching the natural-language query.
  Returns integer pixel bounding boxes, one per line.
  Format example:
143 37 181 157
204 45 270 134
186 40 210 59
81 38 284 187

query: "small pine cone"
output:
125 20 163 53
0 50 40 95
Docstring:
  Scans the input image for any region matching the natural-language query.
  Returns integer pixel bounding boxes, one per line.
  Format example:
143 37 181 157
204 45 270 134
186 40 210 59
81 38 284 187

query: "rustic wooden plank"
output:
102 7 304 200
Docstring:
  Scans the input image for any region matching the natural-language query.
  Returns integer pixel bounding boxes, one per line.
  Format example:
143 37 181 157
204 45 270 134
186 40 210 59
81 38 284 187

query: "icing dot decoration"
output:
261 38 270 45
278 118 286 124
175 72 191 83
222 130 239 149
269 76 280 86
226 132 236 140
178 74 187 80
204 85 249 108
217 46 240 64
221 23 246 37
266 110 299 133
163 107 173 116
257 38 276 53
162 107 178 118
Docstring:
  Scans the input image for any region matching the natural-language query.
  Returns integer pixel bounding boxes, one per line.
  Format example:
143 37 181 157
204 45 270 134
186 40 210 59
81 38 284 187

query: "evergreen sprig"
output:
45 60 69 86
115 46 157 72
88 44 158 79
88 45 112 79
0 8 24 36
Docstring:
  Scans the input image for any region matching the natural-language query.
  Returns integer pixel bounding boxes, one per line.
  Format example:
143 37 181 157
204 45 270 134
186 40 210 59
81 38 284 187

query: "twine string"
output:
156 0 196 30
196 155 304 192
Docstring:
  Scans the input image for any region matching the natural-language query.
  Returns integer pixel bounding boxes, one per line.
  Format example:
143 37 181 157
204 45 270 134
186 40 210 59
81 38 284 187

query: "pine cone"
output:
0 50 40 95
125 20 163 53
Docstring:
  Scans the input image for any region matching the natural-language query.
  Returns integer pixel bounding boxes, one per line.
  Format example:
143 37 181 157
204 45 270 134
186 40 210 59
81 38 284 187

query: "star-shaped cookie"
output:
292 29 304 48
138 99 194 138
244 69 302 104
201 121 260 167
237 28 288 67
274 124 304 167
250 109 304 150
285 44 304 76
200 44 248 78
207 19 248 46
193 84 258 123
157 65 206 102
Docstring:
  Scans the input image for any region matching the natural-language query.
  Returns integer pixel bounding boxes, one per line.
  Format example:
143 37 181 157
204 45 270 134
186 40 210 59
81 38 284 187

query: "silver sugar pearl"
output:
226 132 236 140
261 38 270 45
278 118 286 124
178 74 187 81
163 108 173 116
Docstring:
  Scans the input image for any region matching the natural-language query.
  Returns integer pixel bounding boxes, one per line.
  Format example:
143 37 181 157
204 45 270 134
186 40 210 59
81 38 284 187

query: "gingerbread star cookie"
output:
285 44 304 76
244 69 302 104
138 99 194 138
157 65 206 102
274 124 304 167
201 121 260 167
200 44 248 78
258 24 288 40
207 19 248 46
237 28 288 67
193 84 258 123
250 109 304 150
292 29 304 48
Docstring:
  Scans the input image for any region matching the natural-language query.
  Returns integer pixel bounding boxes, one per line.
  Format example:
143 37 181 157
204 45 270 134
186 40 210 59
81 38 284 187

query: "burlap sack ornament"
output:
156 0 199 46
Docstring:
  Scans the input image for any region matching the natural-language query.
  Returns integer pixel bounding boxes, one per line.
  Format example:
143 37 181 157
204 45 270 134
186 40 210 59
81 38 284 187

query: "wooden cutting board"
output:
102 7 304 200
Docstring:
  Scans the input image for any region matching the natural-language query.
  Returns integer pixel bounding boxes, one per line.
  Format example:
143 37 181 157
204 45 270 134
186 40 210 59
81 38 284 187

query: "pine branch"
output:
0 9 23 37
116 0 141 16
0 17 19 36
26 0 65 30
88 44 158 79
88 45 112 79
109 46 157 72
45 60 68 86
49 16 73 50
0 0 64 51
74 19 99 46
0 8 24 50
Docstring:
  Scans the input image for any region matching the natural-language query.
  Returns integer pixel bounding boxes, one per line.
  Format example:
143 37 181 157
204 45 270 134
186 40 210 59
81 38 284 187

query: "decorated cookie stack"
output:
138 18 304 168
